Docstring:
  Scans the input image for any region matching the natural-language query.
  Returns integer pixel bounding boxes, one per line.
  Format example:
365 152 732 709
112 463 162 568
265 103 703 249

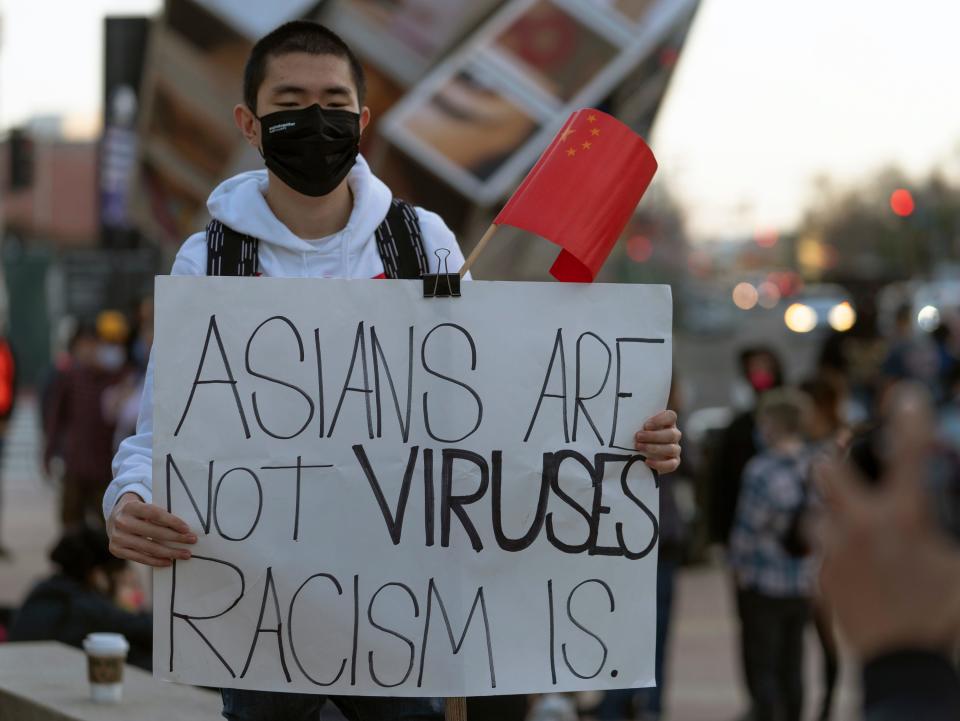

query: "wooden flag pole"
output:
459 224 499 277
445 697 468 721
446 226 501 721
446 226 501 720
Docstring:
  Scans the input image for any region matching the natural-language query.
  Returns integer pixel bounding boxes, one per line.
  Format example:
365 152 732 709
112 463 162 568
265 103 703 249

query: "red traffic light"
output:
890 188 915 217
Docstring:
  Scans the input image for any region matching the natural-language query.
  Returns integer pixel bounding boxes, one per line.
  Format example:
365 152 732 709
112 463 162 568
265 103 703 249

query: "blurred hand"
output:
107 492 197 568
817 383 960 659
635 409 682 474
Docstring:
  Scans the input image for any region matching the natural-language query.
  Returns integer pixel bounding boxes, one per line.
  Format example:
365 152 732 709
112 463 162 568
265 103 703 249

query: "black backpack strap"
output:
206 219 260 277
205 200 426 279
374 199 429 279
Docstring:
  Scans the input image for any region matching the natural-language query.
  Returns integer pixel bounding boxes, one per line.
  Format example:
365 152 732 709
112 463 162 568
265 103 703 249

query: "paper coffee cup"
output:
82 633 129 703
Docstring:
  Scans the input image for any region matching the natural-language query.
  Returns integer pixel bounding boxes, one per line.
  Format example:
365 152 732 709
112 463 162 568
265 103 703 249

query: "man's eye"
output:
277 103 299 108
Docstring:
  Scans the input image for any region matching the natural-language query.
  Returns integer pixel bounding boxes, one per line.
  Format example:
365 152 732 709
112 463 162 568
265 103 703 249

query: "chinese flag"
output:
495 108 657 282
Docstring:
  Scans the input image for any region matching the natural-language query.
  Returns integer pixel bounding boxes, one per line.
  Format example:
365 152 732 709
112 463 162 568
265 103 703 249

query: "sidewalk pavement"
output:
1 393 60 609
662 565 859 720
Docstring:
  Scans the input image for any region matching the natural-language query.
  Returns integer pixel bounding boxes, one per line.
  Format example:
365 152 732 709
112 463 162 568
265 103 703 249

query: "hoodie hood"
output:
205 154 392 253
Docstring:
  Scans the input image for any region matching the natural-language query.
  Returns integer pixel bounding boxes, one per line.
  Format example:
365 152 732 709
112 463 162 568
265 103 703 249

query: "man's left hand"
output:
635 410 682 474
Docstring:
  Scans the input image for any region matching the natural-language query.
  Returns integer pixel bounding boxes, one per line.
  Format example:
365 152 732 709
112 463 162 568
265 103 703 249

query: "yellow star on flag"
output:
581 141 592 150
566 147 577 157
590 127 601 137
587 114 597 123
559 125 575 142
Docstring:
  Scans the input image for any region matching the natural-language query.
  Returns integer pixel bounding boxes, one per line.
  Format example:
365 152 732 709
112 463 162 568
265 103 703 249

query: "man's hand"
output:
635 409 682 474
817 384 960 658
107 492 197 568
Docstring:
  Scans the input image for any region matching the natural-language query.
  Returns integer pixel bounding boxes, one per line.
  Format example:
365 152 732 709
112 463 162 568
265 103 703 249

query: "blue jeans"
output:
220 689 444 721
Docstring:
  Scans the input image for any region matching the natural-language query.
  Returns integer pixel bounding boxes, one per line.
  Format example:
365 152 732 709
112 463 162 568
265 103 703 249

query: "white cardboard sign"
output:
152 277 672 697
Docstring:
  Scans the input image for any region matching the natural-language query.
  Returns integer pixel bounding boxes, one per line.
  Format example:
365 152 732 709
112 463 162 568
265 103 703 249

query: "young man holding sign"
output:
103 20 681 720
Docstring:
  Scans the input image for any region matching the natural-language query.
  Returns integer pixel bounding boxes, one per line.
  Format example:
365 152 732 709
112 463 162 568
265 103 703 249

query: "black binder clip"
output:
422 248 461 298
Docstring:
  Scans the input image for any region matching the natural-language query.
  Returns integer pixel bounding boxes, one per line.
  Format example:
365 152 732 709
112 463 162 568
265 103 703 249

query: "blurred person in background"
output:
102 298 154 452
880 304 939 397
939 362 960 448
44 312 129 528
930 321 958 393
816 329 869 429
710 346 784 546
818 383 960 720
729 388 815 721
799 377 849 721
39 317 80 485
128 296 153 375
7 525 151 669
0 328 15 559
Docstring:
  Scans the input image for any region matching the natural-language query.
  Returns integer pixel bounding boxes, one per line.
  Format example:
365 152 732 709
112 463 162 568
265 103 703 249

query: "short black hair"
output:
50 527 125 583
243 20 366 113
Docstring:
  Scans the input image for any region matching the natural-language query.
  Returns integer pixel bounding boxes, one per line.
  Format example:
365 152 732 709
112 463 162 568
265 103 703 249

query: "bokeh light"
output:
627 235 653 262
917 304 940 332
732 282 759 310
827 301 856 332
687 249 713 278
755 229 778 248
757 281 781 309
767 271 803 298
784 303 817 333
890 188 915 217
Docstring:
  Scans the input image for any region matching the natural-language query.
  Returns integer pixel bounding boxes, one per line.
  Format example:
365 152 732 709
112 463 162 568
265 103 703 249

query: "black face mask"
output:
258 104 360 197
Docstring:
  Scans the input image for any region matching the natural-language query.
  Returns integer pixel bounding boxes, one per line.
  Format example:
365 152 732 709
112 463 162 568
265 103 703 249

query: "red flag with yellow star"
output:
494 108 657 282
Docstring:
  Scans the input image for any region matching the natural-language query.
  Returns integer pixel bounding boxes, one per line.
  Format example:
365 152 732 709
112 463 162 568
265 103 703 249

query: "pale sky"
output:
650 0 960 238
2 0 960 240
0 0 162 137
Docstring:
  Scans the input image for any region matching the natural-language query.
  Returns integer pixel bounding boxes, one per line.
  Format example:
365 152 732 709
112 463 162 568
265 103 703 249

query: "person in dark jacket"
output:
710 346 785 545
43 316 128 529
8 526 151 669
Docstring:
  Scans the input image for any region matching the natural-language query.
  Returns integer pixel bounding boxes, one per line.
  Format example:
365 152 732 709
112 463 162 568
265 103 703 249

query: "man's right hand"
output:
107 492 197 567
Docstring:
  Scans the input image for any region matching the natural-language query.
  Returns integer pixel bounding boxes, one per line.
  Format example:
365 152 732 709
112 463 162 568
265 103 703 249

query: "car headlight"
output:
828 302 856 332
784 303 817 333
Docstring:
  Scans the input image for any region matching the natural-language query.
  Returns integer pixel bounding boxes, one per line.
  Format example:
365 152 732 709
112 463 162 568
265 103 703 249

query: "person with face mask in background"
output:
706 347 784 721
101 20 683 721
45 313 129 529
710 346 785 546
102 299 154 453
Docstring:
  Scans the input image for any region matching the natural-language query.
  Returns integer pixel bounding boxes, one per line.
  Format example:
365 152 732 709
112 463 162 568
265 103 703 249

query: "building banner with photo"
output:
381 0 700 203
152 277 672 696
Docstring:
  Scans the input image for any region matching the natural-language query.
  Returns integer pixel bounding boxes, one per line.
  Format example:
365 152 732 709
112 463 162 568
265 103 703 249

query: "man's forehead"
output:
263 51 354 92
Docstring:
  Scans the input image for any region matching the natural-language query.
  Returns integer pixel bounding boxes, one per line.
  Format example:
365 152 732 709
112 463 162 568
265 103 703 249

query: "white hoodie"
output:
103 155 467 518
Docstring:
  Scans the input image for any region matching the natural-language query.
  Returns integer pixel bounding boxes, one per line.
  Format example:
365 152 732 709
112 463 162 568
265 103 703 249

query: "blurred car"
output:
782 283 856 334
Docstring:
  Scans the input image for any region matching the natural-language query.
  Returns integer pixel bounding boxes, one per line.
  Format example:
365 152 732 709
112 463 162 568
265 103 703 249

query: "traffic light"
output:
8 128 33 190
890 188 914 217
